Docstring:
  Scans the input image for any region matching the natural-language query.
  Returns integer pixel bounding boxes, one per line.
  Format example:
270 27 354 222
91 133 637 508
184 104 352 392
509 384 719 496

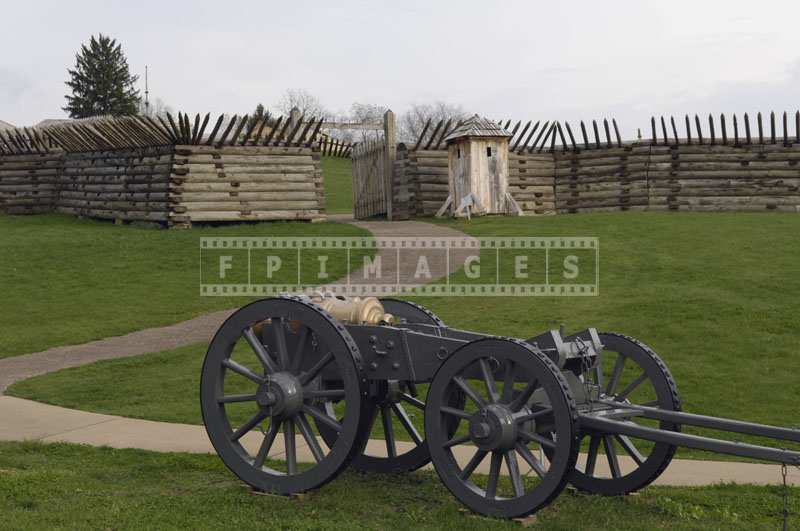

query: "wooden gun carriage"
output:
201 295 800 518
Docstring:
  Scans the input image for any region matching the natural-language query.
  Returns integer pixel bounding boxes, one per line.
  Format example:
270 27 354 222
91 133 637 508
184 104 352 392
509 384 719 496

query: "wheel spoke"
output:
284 419 297 474
218 393 258 404
304 389 346 400
400 393 425 410
297 413 325 463
459 448 487 480
486 452 502 499
254 422 280 468
515 407 553 423
242 327 279 374
443 434 470 448
479 358 499 403
453 377 486 408
614 434 646 466
381 406 397 458
222 358 265 385
504 449 525 497
515 442 546 478
302 404 343 433
231 411 268 441
604 435 621 478
615 371 648 401
605 354 626 395
299 351 334 386
509 378 539 411
392 403 423 446
519 429 556 449
272 318 290 370
501 359 515 403
584 436 601 476
290 327 309 374
440 406 471 419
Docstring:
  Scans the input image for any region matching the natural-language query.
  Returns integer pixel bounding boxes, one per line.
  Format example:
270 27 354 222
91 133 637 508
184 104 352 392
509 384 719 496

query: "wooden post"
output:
384 110 396 221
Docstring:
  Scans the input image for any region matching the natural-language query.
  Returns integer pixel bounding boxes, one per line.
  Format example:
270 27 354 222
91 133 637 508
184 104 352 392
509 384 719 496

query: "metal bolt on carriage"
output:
200 295 800 519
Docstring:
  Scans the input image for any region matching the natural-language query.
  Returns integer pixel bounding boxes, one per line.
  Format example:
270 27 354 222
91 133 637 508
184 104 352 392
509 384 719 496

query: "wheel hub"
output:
468 404 518 451
257 372 303 418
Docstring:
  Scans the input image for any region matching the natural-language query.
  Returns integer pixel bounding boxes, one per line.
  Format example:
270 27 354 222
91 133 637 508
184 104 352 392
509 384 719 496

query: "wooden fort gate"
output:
351 111 396 220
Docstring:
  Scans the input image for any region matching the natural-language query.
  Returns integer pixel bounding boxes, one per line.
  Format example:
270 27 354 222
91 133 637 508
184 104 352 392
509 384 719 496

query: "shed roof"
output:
444 114 512 142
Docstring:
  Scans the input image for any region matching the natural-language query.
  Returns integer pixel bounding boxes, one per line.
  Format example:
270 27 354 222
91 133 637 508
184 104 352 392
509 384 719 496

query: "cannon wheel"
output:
317 299 452 473
567 332 682 495
200 296 370 494
425 337 579 519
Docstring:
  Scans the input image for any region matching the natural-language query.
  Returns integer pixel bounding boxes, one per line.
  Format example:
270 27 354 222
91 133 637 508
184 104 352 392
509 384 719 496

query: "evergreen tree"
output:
63 34 140 118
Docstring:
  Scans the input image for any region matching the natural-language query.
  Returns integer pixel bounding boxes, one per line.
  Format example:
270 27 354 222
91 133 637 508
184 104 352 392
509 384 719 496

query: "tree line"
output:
63 34 467 143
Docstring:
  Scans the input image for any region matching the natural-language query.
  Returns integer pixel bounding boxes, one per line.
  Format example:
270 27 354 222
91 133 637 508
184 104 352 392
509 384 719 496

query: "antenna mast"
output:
144 65 150 115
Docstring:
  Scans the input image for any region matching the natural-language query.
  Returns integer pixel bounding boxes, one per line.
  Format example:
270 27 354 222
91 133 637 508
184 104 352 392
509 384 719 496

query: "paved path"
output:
0 218 476 394
1 217 797 487
2 396 797 486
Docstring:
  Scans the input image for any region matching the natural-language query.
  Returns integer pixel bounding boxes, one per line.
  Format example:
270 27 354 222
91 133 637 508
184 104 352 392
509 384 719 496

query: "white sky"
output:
2 0 800 138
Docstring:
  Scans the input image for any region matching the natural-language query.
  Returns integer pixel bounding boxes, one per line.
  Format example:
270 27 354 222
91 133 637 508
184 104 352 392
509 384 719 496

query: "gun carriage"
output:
201 295 800 519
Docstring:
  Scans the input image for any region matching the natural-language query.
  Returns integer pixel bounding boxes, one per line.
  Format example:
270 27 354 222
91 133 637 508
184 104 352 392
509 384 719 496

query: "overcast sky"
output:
2 0 800 139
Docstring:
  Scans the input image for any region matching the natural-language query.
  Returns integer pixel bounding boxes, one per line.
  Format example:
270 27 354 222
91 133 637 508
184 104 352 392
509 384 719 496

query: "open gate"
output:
351 111 396 220
352 139 387 219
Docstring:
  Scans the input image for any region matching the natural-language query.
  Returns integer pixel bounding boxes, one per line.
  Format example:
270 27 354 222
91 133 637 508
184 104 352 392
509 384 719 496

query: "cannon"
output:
200 294 800 519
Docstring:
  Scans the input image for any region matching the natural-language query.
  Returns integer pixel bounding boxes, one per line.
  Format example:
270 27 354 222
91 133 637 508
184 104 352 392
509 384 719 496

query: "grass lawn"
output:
321 156 353 213
0 441 794 530
10 212 800 460
0 214 370 359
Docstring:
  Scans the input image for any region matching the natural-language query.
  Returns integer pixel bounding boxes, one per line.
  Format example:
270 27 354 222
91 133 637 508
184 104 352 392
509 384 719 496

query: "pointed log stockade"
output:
379 112 800 217
0 113 337 225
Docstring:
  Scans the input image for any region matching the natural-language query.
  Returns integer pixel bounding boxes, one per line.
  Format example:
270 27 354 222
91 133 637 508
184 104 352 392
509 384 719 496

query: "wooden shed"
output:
440 115 518 217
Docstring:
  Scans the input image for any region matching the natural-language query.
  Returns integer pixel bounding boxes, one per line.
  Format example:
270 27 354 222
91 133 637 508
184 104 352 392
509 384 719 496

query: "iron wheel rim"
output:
425 337 578 519
200 296 367 494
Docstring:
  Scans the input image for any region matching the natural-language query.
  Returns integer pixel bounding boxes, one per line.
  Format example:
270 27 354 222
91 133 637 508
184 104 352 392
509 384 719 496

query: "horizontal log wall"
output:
170 145 325 225
554 145 650 213
554 143 800 213
509 152 556 215
56 146 174 223
0 151 64 214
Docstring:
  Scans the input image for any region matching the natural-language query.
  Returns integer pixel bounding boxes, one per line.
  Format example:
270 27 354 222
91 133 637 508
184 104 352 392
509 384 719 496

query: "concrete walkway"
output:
2 396 797 486
0 217 797 487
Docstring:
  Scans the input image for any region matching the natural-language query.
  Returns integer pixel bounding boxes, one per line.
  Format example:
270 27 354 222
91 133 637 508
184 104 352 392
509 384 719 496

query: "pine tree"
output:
63 34 140 118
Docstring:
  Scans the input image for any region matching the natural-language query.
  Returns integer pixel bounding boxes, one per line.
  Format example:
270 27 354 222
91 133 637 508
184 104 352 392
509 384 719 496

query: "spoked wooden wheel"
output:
569 332 682 495
317 298 453 473
200 297 369 494
425 338 579 519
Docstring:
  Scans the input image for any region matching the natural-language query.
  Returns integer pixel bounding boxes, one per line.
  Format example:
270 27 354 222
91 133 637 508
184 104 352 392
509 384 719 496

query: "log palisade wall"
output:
390 142 800 217
57 147 173 222
381 112 800 217
0 113 330 226
0 152 64 215
554 142 800 213
170 145 324 226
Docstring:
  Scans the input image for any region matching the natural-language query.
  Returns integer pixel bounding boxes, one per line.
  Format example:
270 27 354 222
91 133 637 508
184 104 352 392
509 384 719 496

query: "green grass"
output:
321 156 353 213
10 212 800 460
0 441 794 530
420 212 800 431
0 213 370 359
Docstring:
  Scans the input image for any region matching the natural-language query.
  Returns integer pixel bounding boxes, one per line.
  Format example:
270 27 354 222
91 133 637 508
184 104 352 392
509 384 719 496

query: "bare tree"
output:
277 89 328 119
138 97 173 118
399 101 469 143
348 102 387 141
